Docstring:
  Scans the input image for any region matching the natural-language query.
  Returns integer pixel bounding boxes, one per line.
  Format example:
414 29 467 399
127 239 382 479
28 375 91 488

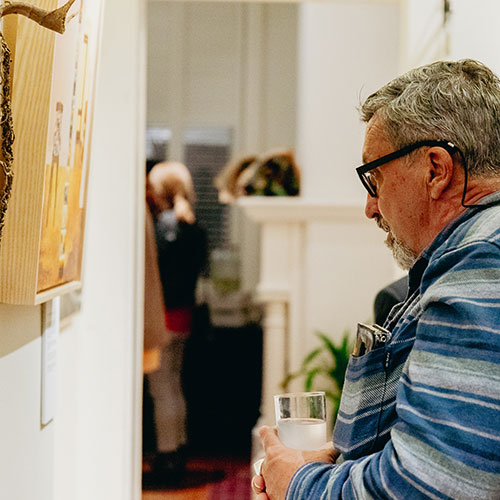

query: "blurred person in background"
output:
145 161 208 486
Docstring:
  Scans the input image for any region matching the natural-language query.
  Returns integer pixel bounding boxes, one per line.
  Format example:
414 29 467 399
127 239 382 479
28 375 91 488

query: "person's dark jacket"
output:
373 275 408 326
155 209 207 309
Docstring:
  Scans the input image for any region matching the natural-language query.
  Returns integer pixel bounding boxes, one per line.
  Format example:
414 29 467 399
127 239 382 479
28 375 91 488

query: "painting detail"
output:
0 33 14 247
0 0 77 248
37 0 100 292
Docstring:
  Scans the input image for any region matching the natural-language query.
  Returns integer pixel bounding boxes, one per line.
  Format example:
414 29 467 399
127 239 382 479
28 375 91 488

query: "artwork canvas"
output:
38 0 101 291
0 0 103 304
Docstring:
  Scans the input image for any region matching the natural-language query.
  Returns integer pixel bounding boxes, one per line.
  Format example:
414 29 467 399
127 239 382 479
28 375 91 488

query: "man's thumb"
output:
259 425 280 450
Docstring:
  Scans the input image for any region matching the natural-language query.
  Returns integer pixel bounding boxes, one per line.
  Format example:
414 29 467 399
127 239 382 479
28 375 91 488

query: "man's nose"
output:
364 193 380 219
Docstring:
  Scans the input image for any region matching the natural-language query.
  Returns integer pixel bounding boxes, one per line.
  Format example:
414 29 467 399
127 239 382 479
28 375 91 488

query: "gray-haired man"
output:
253 59 500 499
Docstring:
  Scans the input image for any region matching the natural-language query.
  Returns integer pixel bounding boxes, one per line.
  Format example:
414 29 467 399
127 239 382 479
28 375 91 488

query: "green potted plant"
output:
281 331 351 420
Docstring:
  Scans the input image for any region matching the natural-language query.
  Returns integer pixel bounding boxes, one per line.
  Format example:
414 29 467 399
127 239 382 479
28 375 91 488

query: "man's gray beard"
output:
376 216 418 270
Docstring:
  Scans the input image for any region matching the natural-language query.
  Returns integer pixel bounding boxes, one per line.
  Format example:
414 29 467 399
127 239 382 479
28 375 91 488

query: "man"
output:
252 59 500 499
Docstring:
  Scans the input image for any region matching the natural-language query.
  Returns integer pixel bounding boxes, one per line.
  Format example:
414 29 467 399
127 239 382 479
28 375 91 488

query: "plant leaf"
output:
316 332 338 359
305 367 324 391
302 347 323 367
281 368 307 389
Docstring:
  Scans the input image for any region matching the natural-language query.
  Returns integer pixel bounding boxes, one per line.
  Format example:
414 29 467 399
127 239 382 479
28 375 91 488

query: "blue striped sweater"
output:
286 192 500 499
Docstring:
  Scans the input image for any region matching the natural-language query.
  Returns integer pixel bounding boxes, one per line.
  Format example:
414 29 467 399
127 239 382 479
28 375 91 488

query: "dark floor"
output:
142 454 251 500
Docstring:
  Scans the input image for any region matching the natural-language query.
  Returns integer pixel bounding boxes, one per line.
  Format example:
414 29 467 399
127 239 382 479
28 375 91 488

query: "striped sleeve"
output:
287 239 500 499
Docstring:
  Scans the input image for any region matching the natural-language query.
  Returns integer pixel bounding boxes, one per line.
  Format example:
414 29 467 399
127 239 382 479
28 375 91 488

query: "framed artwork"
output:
0 0 103 304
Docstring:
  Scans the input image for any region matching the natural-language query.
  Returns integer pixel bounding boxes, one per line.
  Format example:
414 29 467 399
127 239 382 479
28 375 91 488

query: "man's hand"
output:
251 426 339 500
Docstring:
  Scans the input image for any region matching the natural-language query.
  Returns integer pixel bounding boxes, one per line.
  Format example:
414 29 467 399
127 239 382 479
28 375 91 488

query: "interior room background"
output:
2 1 500 499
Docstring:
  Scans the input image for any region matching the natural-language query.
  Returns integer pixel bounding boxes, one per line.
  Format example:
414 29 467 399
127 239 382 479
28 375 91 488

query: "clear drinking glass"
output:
274 391 327 450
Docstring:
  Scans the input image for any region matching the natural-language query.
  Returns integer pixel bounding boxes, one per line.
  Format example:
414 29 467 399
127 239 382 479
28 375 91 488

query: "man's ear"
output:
426 147 454 200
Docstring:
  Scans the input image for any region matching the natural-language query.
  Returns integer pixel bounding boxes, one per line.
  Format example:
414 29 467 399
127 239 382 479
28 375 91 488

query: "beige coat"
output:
143 206 170 373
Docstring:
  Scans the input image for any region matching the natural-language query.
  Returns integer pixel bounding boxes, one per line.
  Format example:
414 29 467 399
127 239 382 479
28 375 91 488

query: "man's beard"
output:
375 216 418 270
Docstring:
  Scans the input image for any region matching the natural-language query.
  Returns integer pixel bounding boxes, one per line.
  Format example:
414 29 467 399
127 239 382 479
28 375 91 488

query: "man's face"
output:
362 116 428 269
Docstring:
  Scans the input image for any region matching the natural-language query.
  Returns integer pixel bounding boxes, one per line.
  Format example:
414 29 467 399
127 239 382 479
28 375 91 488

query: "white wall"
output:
148 2 242 159
147 1 297 158
0 307 54 500
297 1 400 203
0 0 144 499
400 0 445 71
400 0 500 73
250 4 298 153
449 0 500 73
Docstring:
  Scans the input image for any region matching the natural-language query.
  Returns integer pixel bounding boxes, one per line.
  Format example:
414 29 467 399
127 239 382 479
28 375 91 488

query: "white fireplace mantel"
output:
238 197 369 222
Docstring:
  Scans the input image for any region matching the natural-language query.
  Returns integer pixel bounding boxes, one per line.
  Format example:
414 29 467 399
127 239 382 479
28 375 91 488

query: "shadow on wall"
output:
0 305 42 358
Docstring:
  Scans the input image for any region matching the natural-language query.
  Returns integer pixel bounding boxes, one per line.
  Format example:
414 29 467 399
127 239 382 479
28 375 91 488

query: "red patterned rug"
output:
208 460 251 500
142 454 251 498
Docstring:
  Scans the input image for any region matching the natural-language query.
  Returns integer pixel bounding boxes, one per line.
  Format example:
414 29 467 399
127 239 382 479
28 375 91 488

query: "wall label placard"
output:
41 297 60 426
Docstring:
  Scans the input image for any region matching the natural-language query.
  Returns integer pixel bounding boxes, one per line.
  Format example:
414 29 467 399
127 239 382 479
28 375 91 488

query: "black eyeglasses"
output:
356 140 459 197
